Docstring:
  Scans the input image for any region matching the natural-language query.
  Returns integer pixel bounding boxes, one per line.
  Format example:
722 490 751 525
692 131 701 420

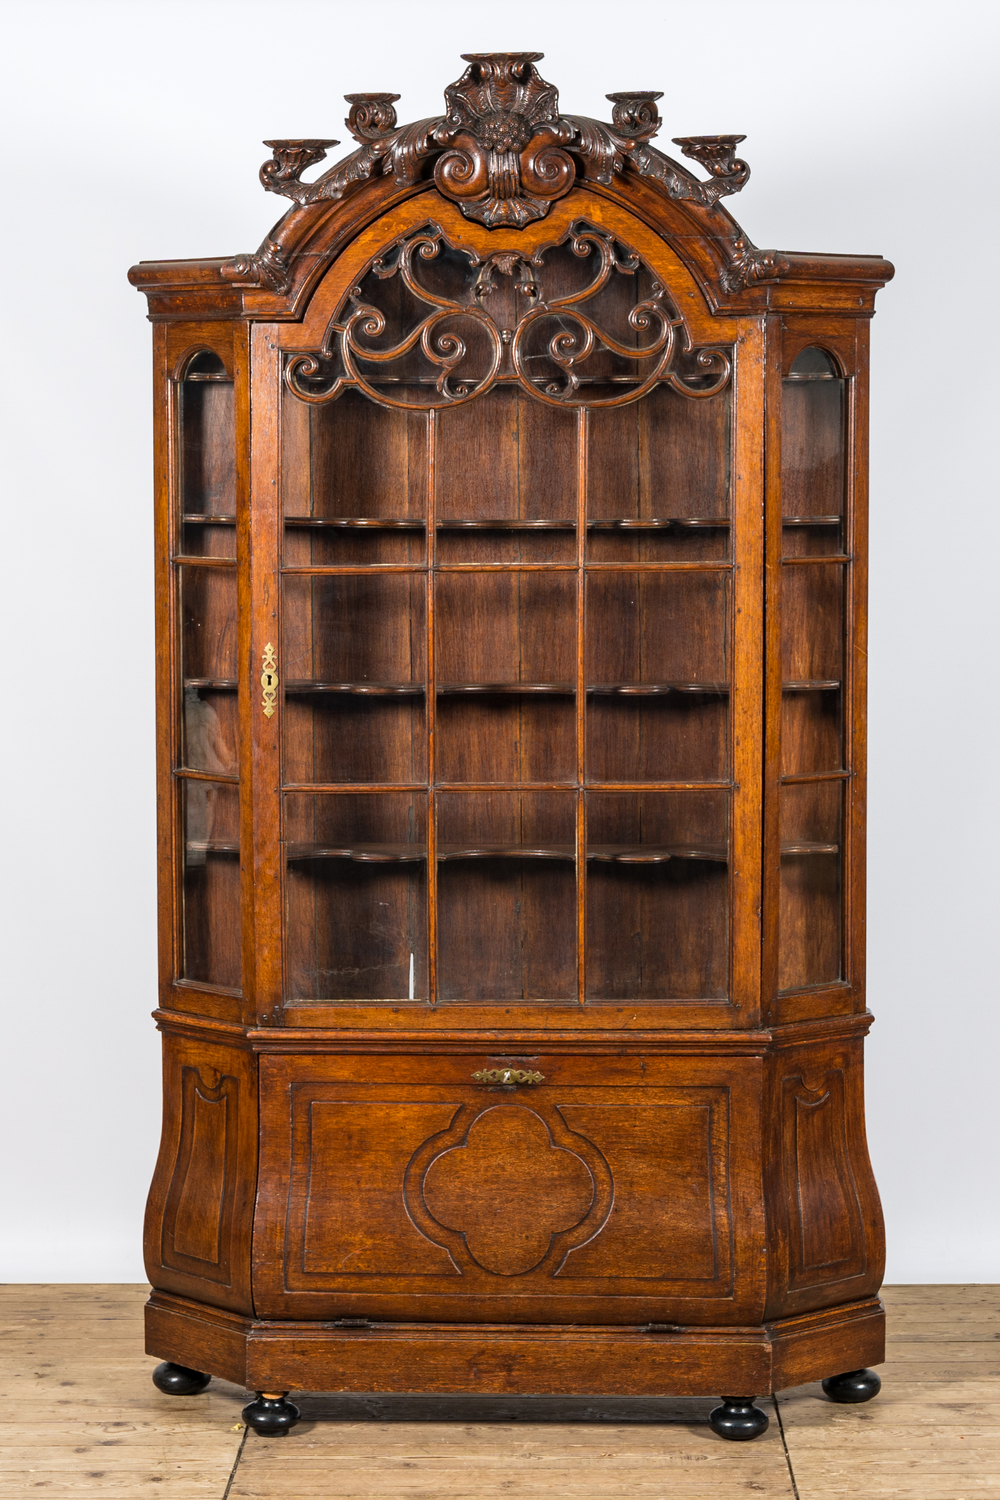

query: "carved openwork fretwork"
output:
220 52 787 295
284 219 732 412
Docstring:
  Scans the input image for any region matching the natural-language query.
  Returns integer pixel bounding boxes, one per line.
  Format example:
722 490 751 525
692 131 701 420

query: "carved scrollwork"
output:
221 53 789 295
345 92 400 142
260 138 339 192
284 218 732 412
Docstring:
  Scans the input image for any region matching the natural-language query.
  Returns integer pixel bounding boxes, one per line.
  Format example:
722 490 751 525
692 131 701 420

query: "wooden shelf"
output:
284 517 423 529
784 372 838 382
438 682 573 696
588 844 728 864
286 843 426 863
588 517 729 530
781 841 840 855
783 679 840 691
185 677 237 691
183 372 232 383
438 519 574 530
588 682 729 696
282 842 733 865
284 680 423 696
782 515 840 526
185 840 239 855
182 513 236 525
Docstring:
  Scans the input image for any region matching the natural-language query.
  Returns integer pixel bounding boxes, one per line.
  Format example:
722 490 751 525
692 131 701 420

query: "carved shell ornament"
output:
221 52 787 294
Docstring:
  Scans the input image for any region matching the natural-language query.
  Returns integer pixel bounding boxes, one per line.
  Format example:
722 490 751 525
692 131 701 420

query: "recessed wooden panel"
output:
294 1100 461 1278
557 1102 726 1280
163 1067 236 1269
782 1067 865 1288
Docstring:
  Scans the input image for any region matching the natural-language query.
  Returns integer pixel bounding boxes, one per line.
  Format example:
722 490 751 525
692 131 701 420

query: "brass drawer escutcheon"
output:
472 1068 544 1086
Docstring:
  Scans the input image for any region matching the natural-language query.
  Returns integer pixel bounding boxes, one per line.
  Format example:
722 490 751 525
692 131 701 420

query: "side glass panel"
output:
179 351 236 559
172 348 240 991
778 347 847 990
181 780 240 988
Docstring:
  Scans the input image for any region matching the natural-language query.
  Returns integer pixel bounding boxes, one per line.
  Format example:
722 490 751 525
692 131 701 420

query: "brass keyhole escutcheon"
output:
472 1068 544 1086
261 643 278 719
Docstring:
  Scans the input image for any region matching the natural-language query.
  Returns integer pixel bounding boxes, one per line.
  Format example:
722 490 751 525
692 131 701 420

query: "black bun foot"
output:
242 1392 301 1436
709 1397 770 1440
152 1361 211 1395
822 1368 882 1403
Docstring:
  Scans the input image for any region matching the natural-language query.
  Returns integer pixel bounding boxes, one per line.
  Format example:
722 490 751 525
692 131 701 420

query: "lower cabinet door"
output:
253 1050 765 1324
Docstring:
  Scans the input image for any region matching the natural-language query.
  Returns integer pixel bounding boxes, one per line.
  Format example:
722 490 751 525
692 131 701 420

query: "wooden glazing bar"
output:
426 408 437 1007
280 778 737 794
576 407 587 1007
173 766 240 785
780 769 850 785
171 554 238 569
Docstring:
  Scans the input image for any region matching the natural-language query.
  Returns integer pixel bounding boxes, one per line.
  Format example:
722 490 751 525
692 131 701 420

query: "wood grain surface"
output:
2 1284 998 1497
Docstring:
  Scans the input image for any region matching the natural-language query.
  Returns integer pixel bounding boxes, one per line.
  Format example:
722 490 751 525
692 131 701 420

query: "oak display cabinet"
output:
131 54 892 1441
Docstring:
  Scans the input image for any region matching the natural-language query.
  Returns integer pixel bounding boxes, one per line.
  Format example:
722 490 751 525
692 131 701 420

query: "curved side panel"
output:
763 1033 884 1320
144 1030 257 1315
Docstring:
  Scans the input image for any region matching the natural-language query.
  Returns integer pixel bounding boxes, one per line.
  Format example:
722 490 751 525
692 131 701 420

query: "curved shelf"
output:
438 519 574 530
588 682 728 696
783 372 839 383
588 517 729 530
284 516 423 530
281 841 735 865
185 677 237 692
782 515 840 526
439 843 575 861
782 680 840 692
185 839 239 855
588 843 727 864
438 682 573 696
286 843 426 863
781 841 839 856
284 680 423 697
182 513 237 525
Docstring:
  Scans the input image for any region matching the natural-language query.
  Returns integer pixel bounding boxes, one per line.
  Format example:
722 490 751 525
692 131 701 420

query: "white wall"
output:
2 0 997 1282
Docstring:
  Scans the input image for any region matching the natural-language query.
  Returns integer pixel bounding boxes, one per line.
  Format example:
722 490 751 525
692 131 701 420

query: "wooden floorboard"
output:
0 1284 997 1497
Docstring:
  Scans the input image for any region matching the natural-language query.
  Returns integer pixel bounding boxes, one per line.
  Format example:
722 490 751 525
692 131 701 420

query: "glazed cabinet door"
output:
253 1050 765 1323
251 191 763 1029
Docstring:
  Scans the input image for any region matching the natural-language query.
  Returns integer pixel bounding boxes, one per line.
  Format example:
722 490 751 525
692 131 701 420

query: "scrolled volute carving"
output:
345 93 400 143
606 91 663 139
260 138 339 192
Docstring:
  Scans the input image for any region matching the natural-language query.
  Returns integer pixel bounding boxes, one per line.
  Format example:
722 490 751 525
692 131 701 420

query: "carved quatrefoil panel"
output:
406 1103 613 1276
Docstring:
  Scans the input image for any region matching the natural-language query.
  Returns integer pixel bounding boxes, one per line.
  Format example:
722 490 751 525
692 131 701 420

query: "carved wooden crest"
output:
221 52 786 295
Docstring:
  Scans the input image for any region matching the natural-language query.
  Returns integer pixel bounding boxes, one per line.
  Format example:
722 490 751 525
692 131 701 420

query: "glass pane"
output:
779 781 842 990
586 571 729 781
179 352 236 557
285 792 427 1001
182 780 240 988
282 386 427 565
180 565 238 772
782 347 844 555
282 574 426 785
588 381 730 562
781 562 844 776
435 572 576 784
437 791 576 1001
586 790 728 1000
